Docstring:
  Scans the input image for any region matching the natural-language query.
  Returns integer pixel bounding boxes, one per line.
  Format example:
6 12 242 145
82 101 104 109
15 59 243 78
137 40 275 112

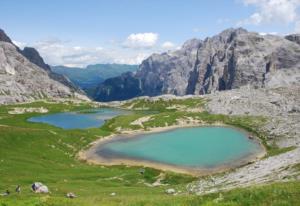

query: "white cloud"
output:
30 38 151 67
12 40 27 49
238 0 300 25
123 32 158 48
161 41 175 49
73 46 82 51
259 31 278 35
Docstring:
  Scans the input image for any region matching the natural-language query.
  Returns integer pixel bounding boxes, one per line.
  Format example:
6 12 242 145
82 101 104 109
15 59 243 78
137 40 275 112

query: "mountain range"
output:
51 64 138 96
94 28 300 101
1 28 300 104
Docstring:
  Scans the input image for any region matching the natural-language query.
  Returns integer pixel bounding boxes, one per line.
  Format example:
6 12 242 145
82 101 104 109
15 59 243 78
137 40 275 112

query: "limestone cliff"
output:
95 28 300 101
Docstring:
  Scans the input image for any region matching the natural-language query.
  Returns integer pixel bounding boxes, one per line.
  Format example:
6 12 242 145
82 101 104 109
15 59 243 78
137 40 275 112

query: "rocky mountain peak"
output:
22 47 51 71
94 27 300 102
208 27 248 43
181 38 203 51
0 28 88 104
0 29 13 43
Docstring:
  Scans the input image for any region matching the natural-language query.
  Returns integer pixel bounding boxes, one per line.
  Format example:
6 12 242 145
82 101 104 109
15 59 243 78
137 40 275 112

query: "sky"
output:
1 0 300 67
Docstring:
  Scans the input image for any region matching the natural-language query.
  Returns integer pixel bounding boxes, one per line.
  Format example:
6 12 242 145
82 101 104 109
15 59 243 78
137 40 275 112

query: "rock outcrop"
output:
285 34 300 45
95 28 300 101
0 29 13 44
0 29 88 104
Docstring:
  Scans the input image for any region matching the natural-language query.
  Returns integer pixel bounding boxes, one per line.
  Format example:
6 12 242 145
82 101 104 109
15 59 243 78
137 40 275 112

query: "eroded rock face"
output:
285 34 300 45
94 28 300 101
0 29 88 104
187 29 300 94
137 39 202 96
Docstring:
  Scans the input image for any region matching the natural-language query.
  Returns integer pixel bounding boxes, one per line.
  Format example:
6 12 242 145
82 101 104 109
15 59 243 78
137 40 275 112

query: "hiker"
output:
16 185 21 193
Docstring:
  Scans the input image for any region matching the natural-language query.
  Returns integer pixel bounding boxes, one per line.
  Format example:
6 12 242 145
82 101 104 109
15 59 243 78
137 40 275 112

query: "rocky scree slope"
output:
0 29 87 104
188 85 300 194
95 28 300 101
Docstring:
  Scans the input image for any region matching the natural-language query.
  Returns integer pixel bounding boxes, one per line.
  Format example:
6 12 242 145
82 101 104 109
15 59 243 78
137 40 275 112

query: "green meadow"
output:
0 99 299 206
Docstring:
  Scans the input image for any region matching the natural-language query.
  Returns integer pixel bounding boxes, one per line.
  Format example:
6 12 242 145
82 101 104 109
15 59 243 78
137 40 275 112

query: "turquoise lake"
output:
96 127 261 168
28 108 127 129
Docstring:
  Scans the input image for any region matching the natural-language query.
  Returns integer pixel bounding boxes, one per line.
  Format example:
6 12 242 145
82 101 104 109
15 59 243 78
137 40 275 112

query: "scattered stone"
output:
31 182 49 193
188 147 300 195
66 192 77 198
165 188 176 195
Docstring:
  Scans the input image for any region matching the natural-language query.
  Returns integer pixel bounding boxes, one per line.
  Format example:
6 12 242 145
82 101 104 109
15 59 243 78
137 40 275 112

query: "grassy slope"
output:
0 99 299 206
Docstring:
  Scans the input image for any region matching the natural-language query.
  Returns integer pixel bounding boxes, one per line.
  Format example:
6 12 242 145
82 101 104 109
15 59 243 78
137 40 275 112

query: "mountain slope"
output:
51 64 138 96
95 28 300 102
0 29 88 104
21 47 82 92
94 39 202 101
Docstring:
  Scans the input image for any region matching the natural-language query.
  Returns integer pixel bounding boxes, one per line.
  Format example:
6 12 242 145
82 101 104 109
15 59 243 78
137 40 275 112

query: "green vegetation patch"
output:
0 98 297 206
122 97 205 112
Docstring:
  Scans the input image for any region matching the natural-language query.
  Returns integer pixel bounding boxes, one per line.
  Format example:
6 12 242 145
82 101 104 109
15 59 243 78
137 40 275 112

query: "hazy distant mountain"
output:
0 29 87 104
94 28 300 101
51 64 138 96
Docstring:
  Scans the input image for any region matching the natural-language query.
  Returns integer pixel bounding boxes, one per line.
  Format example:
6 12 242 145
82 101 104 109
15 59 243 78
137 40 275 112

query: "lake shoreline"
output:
78 123 266 176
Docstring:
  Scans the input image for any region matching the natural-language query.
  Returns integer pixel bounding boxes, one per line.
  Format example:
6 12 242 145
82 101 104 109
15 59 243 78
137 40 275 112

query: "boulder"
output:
66 192 77 198
31 182 49 193
165 188 176 194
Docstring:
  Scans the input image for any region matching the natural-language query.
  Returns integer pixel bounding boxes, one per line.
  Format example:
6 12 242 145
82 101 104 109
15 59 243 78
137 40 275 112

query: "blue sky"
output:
1 0 300 67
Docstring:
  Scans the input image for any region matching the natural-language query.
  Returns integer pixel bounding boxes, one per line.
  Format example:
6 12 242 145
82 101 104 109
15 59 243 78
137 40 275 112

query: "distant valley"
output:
51 64 138 97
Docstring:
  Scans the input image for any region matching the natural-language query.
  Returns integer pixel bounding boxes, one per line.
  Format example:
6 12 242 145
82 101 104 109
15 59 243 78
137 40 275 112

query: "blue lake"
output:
28 108 127 129
95 127 262 168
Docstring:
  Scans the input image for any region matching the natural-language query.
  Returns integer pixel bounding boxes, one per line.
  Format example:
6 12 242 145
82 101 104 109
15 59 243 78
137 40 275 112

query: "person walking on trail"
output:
16 185 21 193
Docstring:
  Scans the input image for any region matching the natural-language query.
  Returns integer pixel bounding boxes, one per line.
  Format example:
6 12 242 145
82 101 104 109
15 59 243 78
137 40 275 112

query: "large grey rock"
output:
94 28 300 101
31 182 49 193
